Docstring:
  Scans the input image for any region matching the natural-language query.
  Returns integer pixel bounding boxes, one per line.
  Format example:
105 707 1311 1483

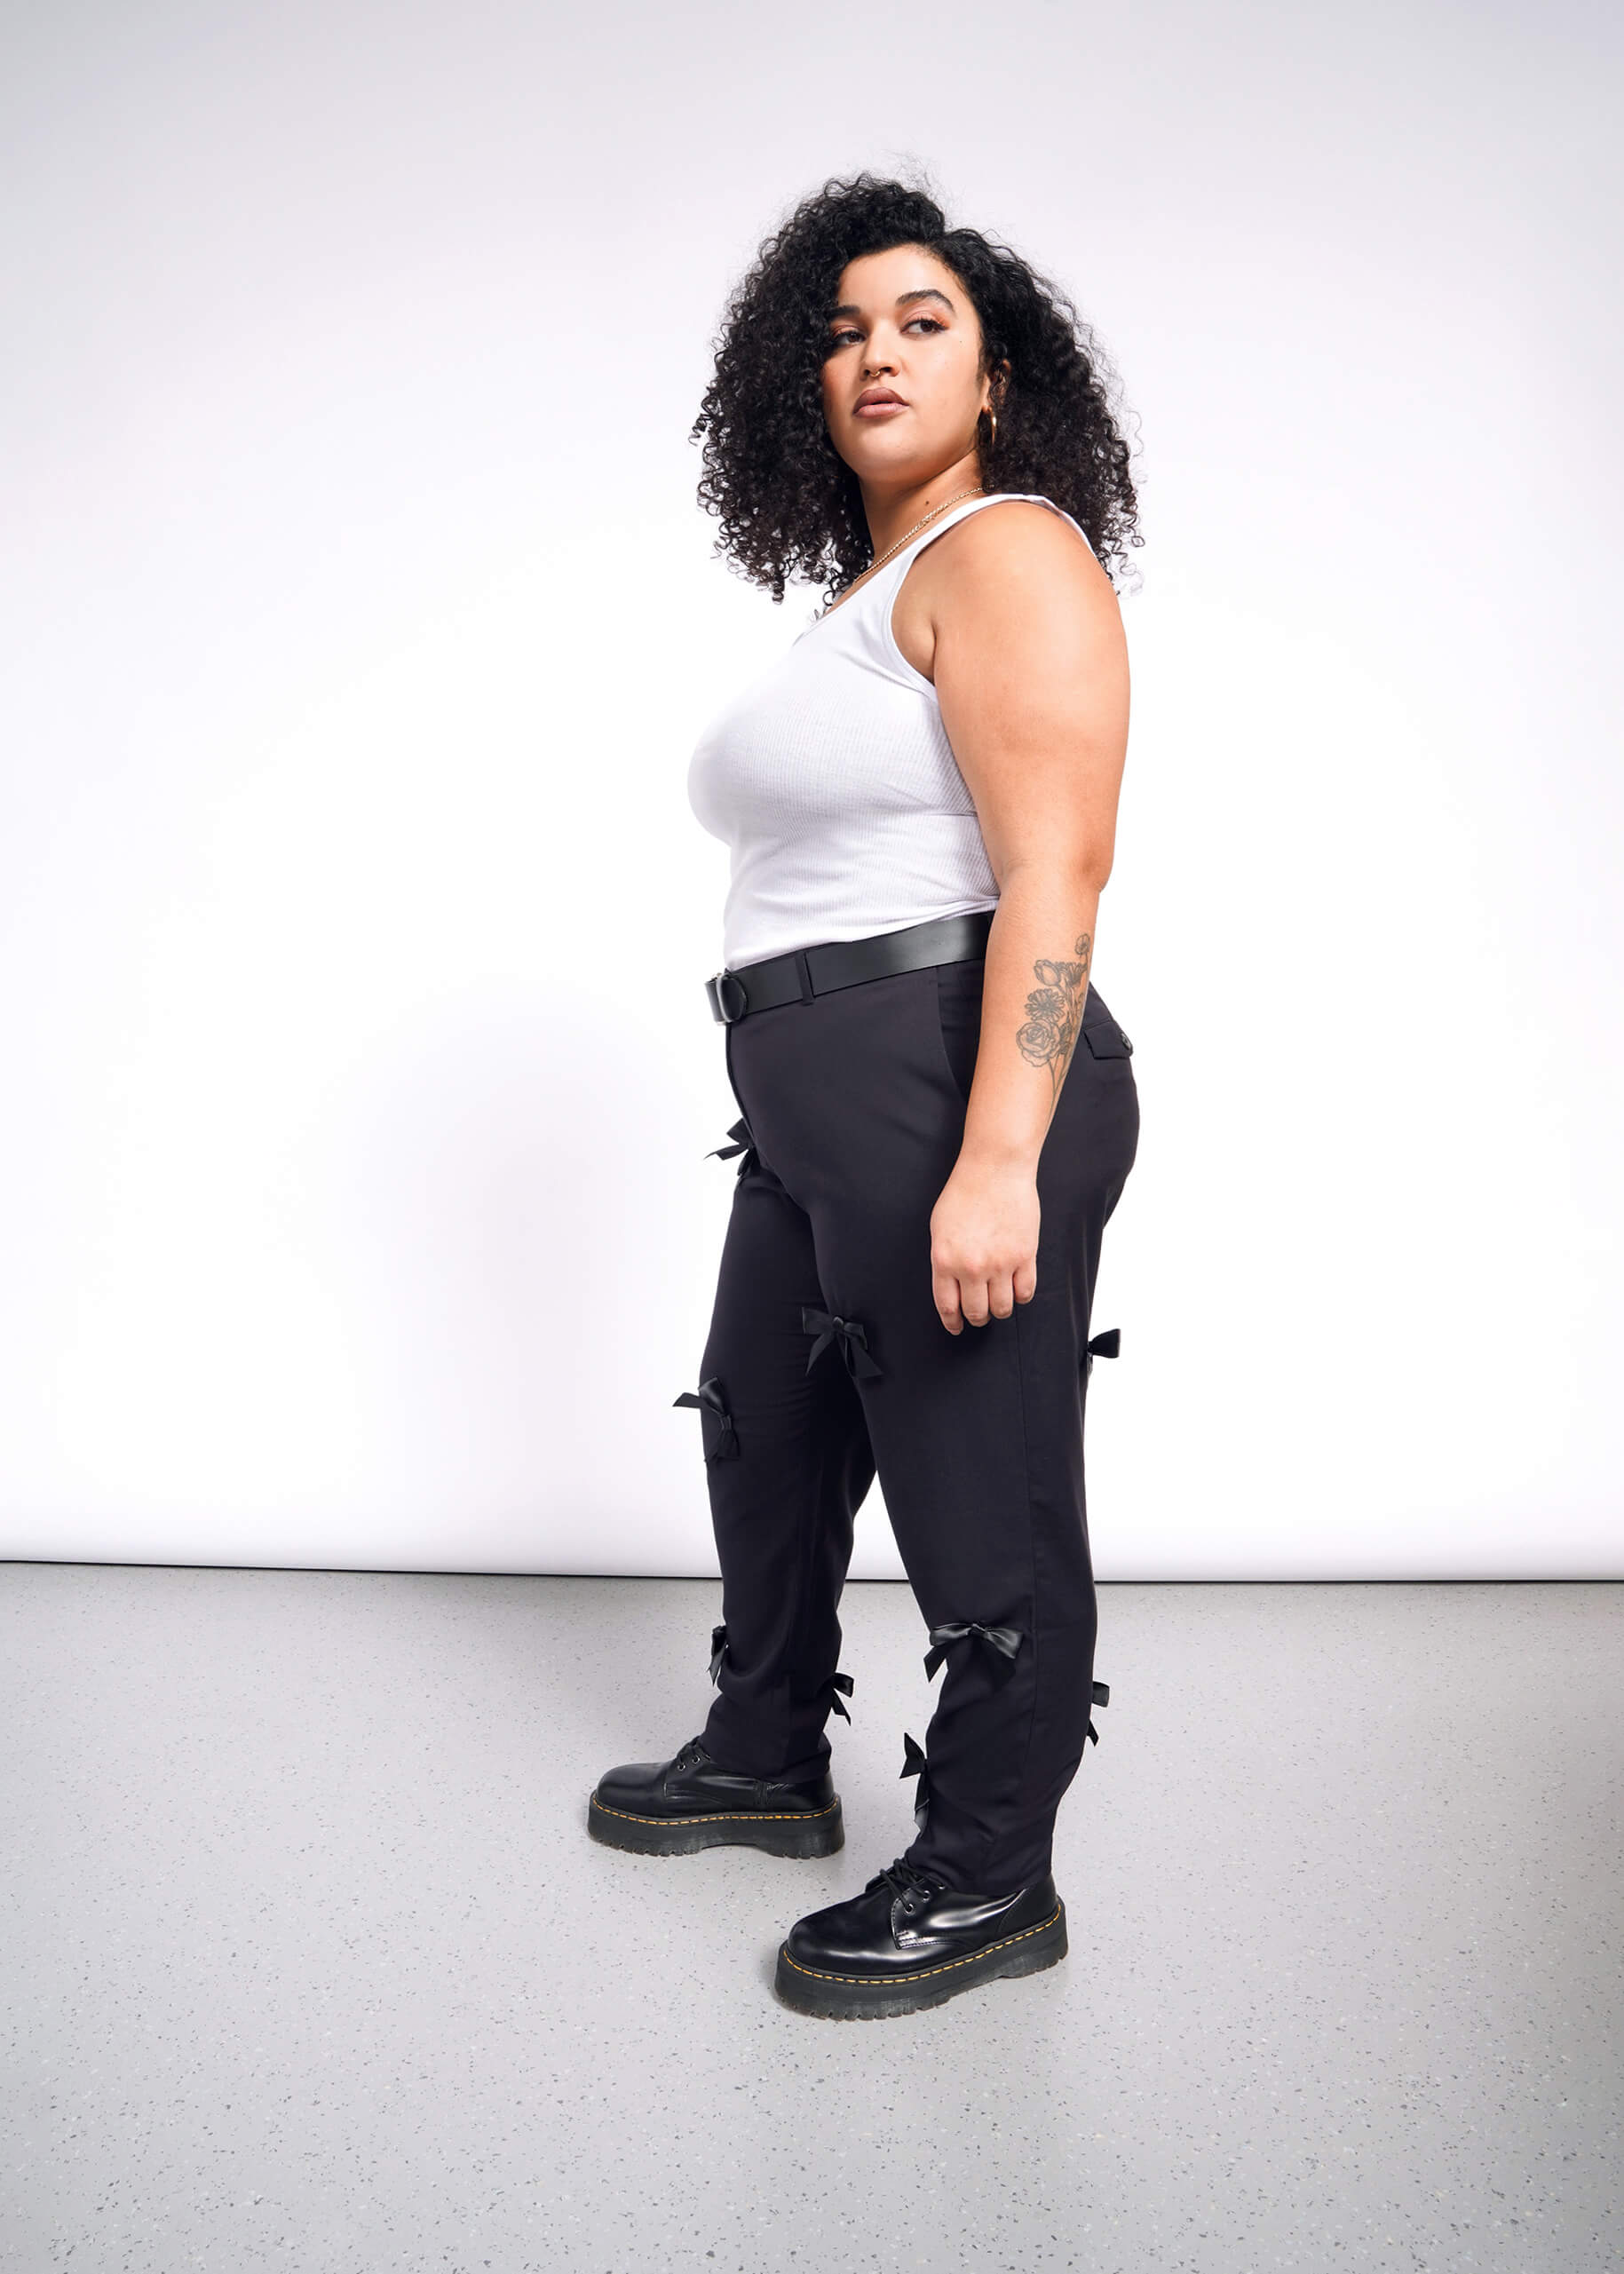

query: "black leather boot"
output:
587 1736 844 1858
773 1854 1066 2017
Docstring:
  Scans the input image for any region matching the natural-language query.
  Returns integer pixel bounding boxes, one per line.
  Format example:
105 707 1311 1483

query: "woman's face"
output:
820 242 995 490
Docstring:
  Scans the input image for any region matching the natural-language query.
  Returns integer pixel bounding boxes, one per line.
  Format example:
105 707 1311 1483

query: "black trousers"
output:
680 951 1140 1893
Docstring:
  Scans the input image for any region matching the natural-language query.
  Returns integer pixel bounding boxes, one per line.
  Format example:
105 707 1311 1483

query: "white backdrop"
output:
3 0 1619 1578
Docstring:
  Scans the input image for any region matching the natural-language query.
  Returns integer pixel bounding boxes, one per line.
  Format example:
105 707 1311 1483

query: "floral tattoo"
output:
1016 932 1092 1101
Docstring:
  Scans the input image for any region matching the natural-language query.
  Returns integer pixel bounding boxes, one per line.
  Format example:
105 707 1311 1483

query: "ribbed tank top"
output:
685 490 1094 970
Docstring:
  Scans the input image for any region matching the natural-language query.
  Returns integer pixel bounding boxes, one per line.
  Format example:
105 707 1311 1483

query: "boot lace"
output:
867 1855 941 1917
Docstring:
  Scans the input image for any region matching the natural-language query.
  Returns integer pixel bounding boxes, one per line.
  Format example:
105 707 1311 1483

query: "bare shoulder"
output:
894 498 1115 679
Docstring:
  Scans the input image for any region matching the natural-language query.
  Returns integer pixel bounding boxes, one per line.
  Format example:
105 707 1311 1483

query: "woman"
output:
589 173 1143 2021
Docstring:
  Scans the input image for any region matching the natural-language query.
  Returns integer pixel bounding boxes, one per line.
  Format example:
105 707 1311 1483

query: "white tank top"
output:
685 490 1094 969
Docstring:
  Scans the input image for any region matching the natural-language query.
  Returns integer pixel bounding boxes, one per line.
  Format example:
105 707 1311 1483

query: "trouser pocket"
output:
931 958 986 1106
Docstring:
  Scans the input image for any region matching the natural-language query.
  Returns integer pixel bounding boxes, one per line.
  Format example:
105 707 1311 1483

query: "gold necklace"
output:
821 484 989 618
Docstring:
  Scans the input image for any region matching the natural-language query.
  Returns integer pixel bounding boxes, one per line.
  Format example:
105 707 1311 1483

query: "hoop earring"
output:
986 405 998 451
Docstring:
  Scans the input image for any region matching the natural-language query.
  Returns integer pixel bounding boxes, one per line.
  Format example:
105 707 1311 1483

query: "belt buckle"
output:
706 970 749 1025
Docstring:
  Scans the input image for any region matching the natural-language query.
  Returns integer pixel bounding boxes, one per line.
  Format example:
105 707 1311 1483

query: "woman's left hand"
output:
930 1154 1041 1334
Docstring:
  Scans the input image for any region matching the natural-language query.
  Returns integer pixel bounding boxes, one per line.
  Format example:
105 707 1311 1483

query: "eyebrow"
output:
827 287 957 321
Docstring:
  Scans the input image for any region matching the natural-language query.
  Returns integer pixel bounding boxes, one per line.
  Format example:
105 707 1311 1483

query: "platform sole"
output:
586 1791 844 1858
773 1898 1068 2018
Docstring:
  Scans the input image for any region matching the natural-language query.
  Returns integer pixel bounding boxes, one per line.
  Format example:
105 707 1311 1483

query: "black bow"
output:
709 1623 728 1685
672 1378 740 1461
706 1116 760 1180
1084 1327 1121 1377
826 1671 855 1723
923 1620 1025 1686
1087 1676 1110 1746
899 1731 933 1828
801 1305 883 1382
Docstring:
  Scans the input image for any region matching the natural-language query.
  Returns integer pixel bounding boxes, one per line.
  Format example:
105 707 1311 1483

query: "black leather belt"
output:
705 909 996 1025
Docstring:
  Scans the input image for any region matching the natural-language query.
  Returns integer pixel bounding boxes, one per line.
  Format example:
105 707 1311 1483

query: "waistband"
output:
704 910 995 1025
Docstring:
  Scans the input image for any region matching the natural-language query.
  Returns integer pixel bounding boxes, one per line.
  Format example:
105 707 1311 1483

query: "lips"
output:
855 389 906 413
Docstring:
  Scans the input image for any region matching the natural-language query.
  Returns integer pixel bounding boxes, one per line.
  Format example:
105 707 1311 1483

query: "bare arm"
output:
918 503 1129 1332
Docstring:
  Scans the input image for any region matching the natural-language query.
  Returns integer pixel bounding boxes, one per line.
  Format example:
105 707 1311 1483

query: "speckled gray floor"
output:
1 1569 1618 2273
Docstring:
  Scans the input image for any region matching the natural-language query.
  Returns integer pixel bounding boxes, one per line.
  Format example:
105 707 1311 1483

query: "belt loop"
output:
794 947 814 1005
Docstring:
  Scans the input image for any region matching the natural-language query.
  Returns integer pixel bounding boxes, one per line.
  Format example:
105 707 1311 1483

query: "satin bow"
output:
801 1305 883 1382
923 1620 1025 1686
1087 1675 1109 1747
709 1623 728 1685
826 1671 856 1723
899 1730 933 1828
1084 1327 1121 1376
706 1116 760 1180
672 1378 740 1461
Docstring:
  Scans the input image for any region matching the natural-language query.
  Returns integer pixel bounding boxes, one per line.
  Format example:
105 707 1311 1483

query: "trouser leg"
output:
682 1142 875 1785
888 1193 1114 1894
725 960 1139 1892
811 1177 1111 1894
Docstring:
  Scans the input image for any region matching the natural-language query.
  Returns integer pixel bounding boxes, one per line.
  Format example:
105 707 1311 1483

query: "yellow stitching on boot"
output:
778 1903 1063 1985
590 1795 839 1825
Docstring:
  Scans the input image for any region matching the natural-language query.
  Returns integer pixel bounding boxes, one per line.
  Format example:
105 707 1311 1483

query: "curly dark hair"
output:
690 170 1143 607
